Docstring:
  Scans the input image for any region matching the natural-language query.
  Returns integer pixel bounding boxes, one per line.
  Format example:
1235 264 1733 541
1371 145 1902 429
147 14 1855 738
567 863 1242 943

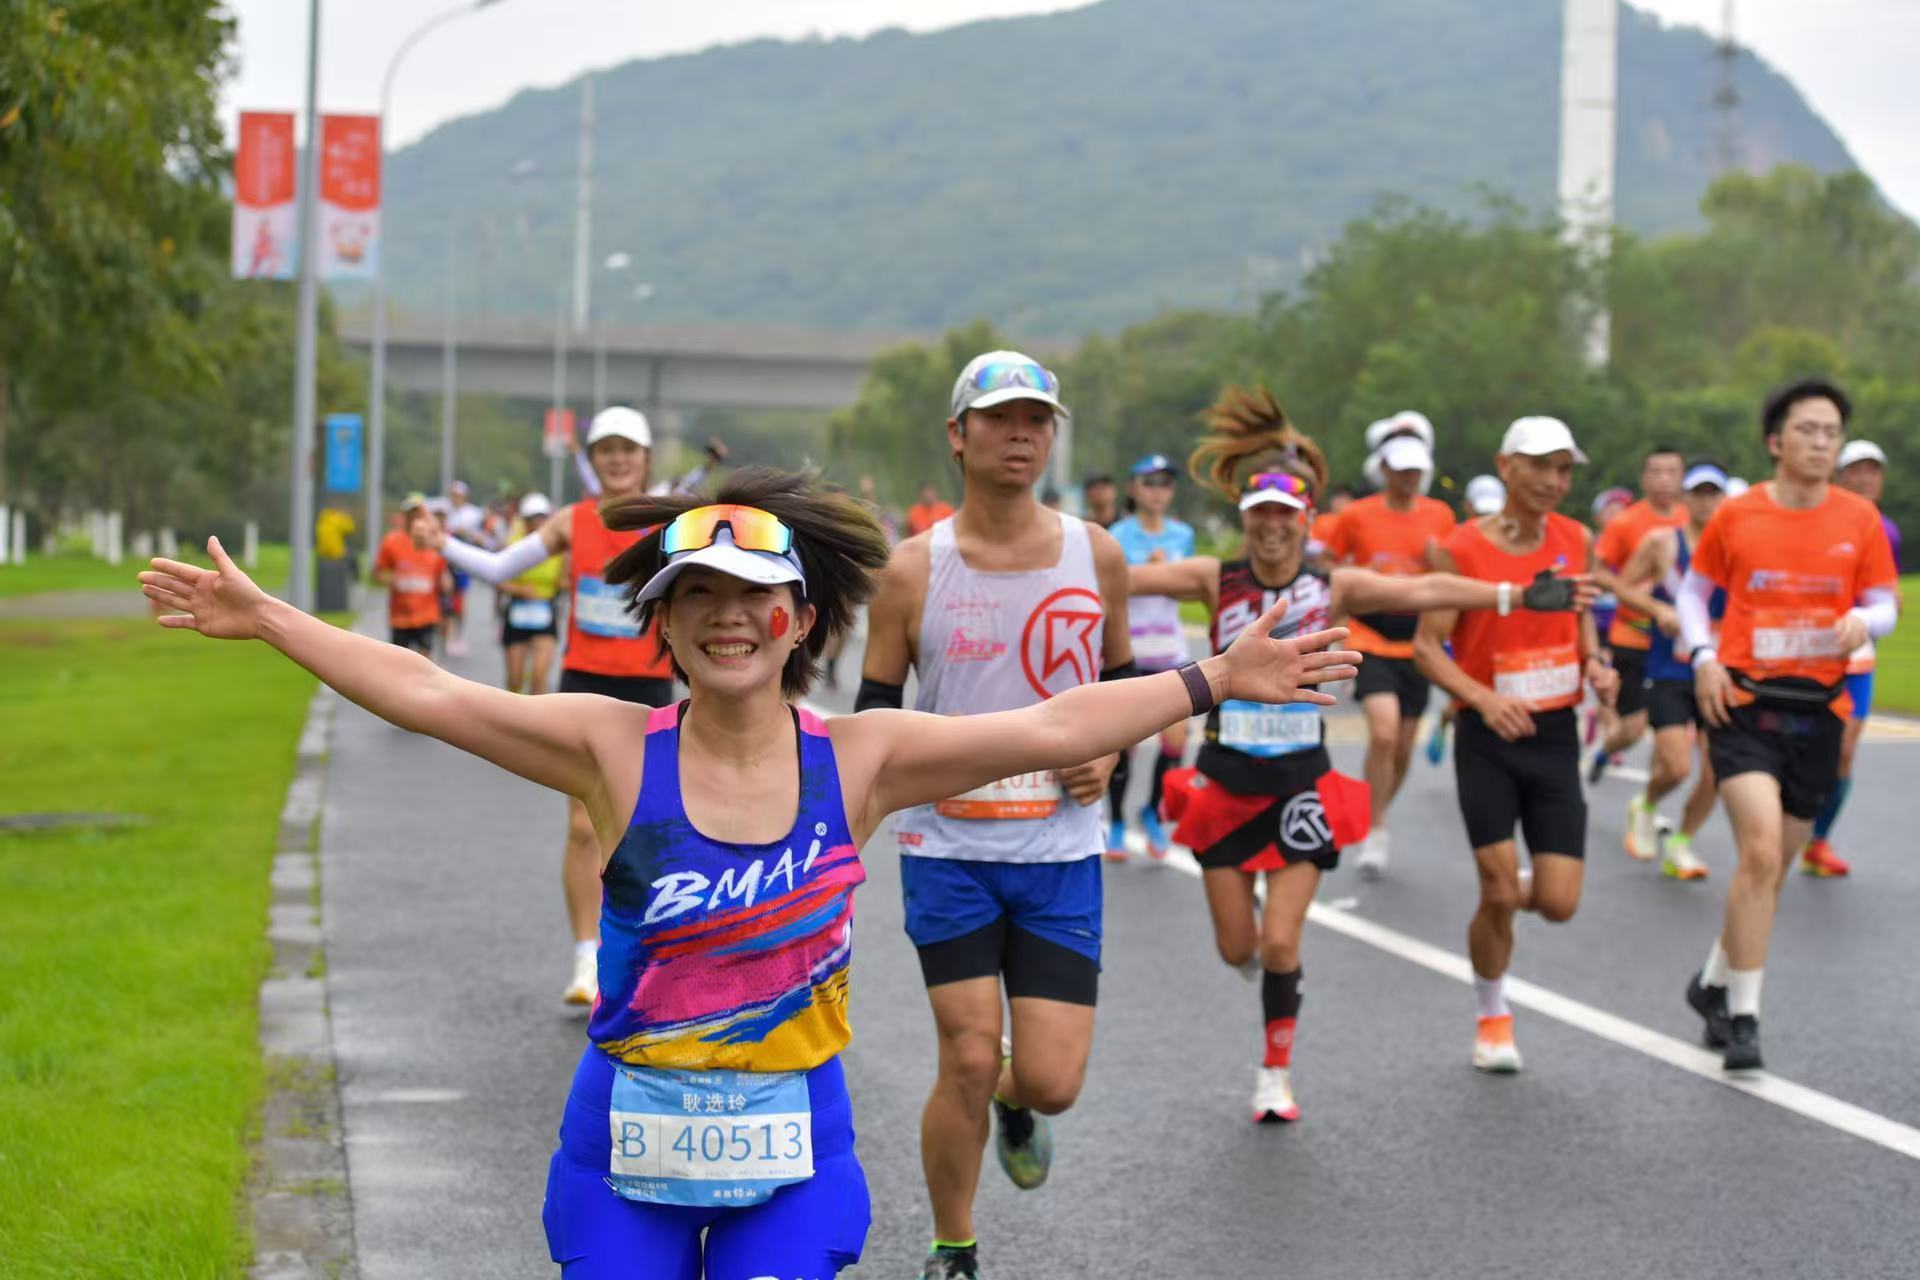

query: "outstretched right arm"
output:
435 519 569 585
1127 556 1221 609
141 539 609 800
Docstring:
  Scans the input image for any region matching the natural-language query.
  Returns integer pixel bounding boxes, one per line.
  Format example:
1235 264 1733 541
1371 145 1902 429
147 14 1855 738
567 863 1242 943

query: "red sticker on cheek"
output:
769 606 790 639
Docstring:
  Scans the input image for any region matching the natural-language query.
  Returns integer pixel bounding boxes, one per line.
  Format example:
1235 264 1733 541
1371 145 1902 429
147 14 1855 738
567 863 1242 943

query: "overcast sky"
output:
220 0 1919 219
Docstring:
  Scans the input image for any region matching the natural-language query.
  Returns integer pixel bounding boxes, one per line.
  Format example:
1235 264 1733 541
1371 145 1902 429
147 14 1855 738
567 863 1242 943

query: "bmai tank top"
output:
895 512 1106 863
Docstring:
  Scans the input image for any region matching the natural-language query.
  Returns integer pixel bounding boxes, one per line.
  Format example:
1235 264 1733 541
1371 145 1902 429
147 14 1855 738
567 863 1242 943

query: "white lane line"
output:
1131 836 1920 1164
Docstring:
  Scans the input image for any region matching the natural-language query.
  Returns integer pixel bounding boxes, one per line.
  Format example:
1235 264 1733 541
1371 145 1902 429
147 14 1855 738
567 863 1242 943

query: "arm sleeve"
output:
439 532 554 585
1675 568 1719 657
1850 587 1899 640
574 449 602 498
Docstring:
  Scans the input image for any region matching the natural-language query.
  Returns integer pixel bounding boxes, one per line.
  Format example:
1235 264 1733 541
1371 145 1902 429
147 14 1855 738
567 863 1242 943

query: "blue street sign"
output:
325 413 363 494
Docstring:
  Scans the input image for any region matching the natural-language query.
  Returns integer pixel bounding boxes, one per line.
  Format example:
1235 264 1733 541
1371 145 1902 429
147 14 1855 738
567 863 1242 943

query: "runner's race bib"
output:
1217 700 1321 757
574 576 641 639
937 772 1063 820
1492 645 1581 711
506 598 555 631
1129 623 1189 669
393 573 434 595
607 1065 813 1207
1751 608 1842 665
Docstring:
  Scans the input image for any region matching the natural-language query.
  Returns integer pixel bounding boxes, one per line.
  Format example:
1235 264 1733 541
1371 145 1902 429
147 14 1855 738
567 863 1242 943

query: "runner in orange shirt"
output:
907 484 957 537
1326 435 1455 877
1415 417 1618 1074
1678 380 1898 1072
1588 447 1686 781
371 494 450 657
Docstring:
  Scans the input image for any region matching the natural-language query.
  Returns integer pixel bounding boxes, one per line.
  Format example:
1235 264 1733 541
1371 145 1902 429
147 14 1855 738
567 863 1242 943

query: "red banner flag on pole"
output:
319 114 381 281
544 408 578 459
232 111 296 280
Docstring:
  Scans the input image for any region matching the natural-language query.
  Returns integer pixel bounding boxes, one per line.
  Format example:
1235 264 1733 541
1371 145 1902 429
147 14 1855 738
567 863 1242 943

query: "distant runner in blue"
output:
1106 454 1198 858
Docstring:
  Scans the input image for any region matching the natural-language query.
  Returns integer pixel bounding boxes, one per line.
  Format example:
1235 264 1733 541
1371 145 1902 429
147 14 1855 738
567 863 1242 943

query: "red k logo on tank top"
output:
1020 587 1104 698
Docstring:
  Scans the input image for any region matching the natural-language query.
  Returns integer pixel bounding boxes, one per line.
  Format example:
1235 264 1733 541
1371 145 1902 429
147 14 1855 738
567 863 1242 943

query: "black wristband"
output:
1176 661 1216 716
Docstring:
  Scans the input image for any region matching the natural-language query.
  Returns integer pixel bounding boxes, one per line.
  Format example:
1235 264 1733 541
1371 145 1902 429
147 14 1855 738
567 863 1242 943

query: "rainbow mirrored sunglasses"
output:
659 504 795 558
967 359 1060 396
1239 471 1315 512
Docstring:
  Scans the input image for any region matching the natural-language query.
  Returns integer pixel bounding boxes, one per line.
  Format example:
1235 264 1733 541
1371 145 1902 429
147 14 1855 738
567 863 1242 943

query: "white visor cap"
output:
633 526 807 607
1464 474 1506 515
1500 416 1587 464
587 405 653 449
1379 435 1434 475
1837 440 1886 470
1366 410 1435 453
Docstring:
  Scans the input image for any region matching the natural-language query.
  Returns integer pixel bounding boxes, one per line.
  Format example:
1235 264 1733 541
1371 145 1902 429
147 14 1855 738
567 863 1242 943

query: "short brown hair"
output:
601 468 891 699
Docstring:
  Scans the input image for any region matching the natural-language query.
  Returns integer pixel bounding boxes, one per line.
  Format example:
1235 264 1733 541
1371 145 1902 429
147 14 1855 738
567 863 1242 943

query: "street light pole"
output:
288 0 324 613
572 75 594 335
366 0 509 559
439 222 458 495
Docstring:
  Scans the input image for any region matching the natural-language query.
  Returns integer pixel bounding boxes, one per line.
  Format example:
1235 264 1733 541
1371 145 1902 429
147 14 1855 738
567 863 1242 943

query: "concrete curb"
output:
250 687 357 1280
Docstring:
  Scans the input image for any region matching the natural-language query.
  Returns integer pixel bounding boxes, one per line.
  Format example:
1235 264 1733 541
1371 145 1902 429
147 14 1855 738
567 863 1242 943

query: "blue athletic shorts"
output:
1846 671 1874 721
543 1049 870 1279
899 854 1103 965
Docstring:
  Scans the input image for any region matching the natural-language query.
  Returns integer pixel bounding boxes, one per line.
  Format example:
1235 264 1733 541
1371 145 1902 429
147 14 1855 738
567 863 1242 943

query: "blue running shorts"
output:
1845 671 1874 721
900 854 1103 964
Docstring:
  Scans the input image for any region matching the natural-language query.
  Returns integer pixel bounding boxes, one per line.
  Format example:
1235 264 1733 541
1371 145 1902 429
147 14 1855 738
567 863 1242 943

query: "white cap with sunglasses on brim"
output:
634 507 809 606
1683 463 1729 492
1238 471 1314 513
951 350 1070 420
587 405 653 449
1499 416 1588 463
1837 440 1886 470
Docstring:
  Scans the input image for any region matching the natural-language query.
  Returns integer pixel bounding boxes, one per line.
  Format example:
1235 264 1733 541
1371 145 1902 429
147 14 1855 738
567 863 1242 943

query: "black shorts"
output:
1647 678 1699 731
1707 700 1844 821
912 918 1100 1006
1353 653 1430 720
1453 707 1586 857
391 625 435 655
557 670 675 705
1611 647 1649 717
501 621 558 647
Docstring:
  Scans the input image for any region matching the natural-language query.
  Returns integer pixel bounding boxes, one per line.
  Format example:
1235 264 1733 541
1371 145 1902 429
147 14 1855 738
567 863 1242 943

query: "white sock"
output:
1702 939 1730 988
1474 975 1509 1020
1727 967 1764 1018
574 939 599 964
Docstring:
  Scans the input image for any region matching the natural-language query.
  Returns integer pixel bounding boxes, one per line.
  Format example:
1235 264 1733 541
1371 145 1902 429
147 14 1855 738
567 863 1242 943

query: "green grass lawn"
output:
0 544 292 599
1871 574 1920 717
0 618 317 1277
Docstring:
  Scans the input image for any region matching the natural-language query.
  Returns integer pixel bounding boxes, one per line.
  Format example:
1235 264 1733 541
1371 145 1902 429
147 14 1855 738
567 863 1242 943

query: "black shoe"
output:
1724 1014 1763 1072
921 1243 980 1279
1686 972 1731 1049
1586 748 1612 786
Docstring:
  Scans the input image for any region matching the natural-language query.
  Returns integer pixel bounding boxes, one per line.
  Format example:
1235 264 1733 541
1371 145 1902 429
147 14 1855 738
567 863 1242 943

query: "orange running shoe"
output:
1800 838 1851 877
1472 1014 1523 1073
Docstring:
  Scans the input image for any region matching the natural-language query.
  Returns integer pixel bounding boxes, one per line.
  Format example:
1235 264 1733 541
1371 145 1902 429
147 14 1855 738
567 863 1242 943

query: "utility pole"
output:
288 0 324 612
571 74 594 335
1556 0 1618 369
439 222 458 496
1712 0 1743 176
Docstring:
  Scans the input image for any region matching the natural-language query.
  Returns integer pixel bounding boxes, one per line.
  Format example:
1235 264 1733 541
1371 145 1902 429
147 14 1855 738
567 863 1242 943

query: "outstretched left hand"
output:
1217 597 1361 707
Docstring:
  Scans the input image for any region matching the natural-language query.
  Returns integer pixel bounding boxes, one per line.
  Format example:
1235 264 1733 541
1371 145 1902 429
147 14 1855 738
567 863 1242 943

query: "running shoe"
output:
992 1097 1052 1190
1355 830 1390 880
1251 1065 1300 1123
1799 838 1851 878
1103 819 1128 863
1661 832 1708 881
1138 805 1171 859
562 948 597 1006
1424 715 1449 765
1685 972 1730 1049
1586 747 1614 786
1723 1014 1763 1073
1472 1014 1523 1073
1624 796 1661 860
920 1243 981 1280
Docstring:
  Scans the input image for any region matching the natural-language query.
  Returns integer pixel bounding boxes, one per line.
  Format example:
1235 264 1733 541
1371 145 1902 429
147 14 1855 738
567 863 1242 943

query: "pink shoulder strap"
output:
645 702 681 734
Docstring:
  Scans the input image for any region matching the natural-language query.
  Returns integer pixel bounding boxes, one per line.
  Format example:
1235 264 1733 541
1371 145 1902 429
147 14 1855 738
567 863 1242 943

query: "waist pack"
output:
1730 670 1843 712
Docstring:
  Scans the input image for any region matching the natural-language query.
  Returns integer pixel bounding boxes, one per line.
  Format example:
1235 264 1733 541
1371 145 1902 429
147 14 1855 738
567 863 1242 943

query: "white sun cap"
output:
1366 410 1436 452
1683 463 1729 492
1464 474 1506 515
950 350 1069 419
1379 435 1434 475
586 405 653 449
518 492 553 518
633 526 807 607
1837 440 1887 470
1725 477 1750 497
1500 416 1587 463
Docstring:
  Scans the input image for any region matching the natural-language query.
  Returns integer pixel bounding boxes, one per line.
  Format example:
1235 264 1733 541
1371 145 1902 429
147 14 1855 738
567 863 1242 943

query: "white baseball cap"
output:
1366 410 1435 452
518 492 553 518
587 405 653 449
1837 440 1886 470
1726 477 1751 497
634 525 808 606
1464 474 1506 515
1379 436 1434 475
1683 463 1729 492
950 350 1069 419
1499 416 1587 463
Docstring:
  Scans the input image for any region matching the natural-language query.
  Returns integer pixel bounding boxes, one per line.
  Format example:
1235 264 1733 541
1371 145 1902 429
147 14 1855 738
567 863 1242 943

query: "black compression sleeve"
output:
1099 660 1144 682
854 678 905 712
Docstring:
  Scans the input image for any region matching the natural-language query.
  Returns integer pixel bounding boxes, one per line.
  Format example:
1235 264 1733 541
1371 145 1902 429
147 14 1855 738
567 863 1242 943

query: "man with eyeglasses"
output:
859 350 1135 1280
1678 379 1898 1071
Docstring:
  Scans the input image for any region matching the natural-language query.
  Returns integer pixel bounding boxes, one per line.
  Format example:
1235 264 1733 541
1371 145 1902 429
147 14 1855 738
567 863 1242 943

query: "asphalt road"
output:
321 601 1920 1278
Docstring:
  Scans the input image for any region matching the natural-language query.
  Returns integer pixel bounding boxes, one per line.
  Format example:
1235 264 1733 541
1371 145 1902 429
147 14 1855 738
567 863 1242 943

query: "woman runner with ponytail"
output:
140 466 1360 1279
1130 389 1591 1124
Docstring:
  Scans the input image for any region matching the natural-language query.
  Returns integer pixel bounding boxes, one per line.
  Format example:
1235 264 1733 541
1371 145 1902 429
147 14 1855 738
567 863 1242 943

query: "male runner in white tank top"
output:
860 350 1134 1280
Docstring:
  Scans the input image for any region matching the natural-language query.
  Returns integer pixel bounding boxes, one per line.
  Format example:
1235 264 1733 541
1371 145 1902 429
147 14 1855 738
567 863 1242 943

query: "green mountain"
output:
380 0 1864 336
